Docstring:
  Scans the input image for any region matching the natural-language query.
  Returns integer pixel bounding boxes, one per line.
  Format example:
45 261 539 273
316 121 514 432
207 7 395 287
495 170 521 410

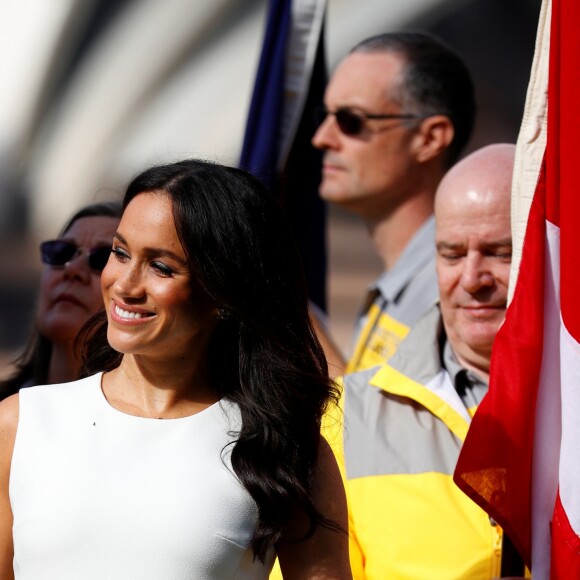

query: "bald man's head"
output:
435 143 515 380
435 143 515 216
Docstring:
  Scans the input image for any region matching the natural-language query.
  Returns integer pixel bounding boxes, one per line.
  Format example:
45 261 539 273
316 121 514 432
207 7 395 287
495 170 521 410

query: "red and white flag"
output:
453 0 580 577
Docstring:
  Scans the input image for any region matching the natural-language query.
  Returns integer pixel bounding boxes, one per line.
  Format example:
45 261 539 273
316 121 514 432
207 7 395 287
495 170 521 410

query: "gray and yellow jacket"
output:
347 216 438 373
325 304 502 579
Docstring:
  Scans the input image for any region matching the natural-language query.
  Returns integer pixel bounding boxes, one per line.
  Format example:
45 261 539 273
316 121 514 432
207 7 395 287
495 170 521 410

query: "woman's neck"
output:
101 356 218 419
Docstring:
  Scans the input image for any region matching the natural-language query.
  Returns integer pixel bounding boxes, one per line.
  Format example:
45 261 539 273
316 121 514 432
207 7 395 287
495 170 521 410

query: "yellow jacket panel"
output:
327 305 502 579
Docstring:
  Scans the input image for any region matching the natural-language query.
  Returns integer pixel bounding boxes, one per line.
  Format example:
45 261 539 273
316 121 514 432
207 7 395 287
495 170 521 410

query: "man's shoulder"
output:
373 254 438 325
387 304 443 375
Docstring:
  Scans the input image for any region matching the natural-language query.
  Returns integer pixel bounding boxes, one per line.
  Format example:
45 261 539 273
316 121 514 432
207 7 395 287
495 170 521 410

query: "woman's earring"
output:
216 308 230 320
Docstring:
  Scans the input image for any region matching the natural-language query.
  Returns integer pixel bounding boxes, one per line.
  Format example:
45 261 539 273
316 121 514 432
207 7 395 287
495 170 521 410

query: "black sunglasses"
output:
40 240 112 273
314 106 421 136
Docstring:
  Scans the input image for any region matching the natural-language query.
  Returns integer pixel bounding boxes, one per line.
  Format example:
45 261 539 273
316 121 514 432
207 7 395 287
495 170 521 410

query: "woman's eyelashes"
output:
112 246 175 277
151 261 174 277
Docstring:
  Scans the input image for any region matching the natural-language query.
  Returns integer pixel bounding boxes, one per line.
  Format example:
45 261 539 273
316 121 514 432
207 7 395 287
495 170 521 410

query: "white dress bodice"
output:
10 373 274 579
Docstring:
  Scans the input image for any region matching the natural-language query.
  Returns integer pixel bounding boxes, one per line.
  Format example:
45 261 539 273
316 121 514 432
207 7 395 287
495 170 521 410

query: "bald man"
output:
328 144 515 579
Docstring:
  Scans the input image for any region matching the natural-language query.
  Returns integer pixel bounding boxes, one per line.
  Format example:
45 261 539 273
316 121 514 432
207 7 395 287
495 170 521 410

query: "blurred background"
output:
0 0 542 370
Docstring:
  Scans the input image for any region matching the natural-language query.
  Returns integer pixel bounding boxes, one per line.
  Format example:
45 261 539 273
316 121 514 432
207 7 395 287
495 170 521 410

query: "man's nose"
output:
312 113 339 150
460 254 494 293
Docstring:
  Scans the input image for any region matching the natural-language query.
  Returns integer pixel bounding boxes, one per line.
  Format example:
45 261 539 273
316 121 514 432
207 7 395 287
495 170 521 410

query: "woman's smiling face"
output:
101 191 217 362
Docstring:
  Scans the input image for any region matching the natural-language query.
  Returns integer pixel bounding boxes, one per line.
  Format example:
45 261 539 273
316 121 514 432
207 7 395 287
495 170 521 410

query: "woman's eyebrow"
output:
113 231 187 264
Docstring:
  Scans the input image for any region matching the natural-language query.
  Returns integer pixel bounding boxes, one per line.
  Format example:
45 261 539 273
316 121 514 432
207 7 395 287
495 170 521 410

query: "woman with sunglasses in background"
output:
0 160 350 579
0 201 122 400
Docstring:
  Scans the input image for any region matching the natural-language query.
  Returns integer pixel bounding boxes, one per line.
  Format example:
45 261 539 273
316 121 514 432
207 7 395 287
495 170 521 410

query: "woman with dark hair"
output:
0 159 350 579
0 200 122 399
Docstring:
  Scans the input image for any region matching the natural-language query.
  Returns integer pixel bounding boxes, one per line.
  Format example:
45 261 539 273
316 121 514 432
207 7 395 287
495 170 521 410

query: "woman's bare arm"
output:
276 437 352 579
0 394 18 580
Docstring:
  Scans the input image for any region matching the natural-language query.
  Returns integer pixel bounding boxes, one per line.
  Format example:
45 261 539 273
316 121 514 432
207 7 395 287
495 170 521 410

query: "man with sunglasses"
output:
312 31 476 373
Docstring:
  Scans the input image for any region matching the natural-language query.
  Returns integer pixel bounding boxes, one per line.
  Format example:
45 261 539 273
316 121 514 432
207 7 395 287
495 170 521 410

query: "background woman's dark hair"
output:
79 159 341 560
0 200 122 400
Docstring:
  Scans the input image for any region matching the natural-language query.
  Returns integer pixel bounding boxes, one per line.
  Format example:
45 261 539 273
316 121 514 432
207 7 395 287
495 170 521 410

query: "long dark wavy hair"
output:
79 159 341 561
0 200 122 401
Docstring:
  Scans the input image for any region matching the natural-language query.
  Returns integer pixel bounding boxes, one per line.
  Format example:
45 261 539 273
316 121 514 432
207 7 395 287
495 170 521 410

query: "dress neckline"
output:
93 372 225 424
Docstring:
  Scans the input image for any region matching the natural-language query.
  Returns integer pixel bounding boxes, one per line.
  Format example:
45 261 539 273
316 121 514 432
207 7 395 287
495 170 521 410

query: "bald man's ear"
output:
412 115 454 164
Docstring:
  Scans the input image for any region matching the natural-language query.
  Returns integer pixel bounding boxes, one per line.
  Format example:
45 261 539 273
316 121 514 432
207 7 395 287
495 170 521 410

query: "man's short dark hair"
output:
351 31 476 167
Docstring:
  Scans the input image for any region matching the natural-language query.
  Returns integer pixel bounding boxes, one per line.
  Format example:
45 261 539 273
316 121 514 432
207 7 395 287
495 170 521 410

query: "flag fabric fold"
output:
239 0 328 310
453 0 580 577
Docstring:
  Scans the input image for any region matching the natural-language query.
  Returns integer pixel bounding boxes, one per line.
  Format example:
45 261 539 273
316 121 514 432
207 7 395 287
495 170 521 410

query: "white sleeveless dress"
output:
10 373 274 579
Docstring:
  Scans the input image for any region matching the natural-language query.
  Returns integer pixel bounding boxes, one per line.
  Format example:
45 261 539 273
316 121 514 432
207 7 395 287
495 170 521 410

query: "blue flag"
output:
240 0 328 312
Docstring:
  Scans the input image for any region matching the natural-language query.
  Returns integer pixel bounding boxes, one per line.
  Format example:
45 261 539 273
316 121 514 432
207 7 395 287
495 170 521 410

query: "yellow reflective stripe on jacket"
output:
369 364 470 442
347 305 410 374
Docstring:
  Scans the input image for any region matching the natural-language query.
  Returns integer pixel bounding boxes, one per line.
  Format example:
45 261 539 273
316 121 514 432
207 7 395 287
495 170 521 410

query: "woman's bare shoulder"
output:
0 394 17 580
0 394 19 451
